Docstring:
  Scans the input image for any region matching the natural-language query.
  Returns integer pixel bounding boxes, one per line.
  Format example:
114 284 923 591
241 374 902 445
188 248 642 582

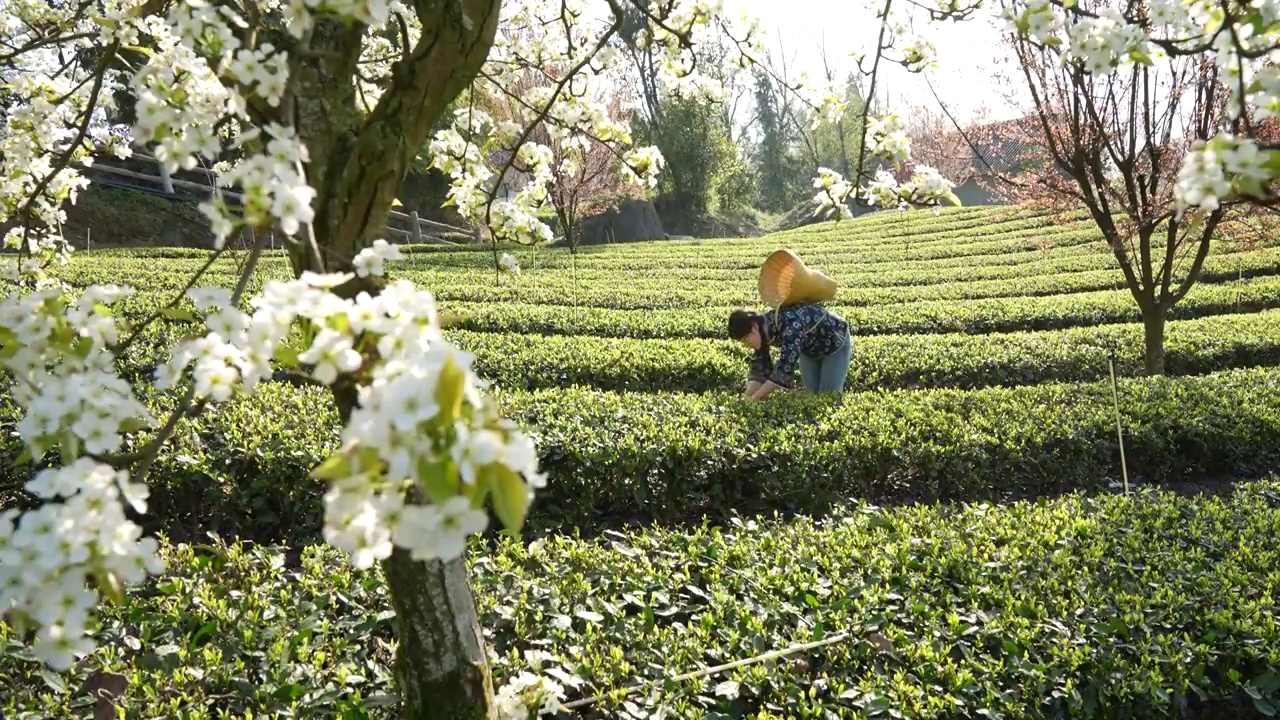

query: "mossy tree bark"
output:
269 0 504 716
383 549 495 719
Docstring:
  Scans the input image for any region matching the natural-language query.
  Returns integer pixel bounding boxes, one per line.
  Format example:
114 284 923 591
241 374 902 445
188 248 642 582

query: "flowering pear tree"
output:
472 61 647 257
0 0 943 716
813 110 963 215
822 0 1280 223
1000 0 1280 207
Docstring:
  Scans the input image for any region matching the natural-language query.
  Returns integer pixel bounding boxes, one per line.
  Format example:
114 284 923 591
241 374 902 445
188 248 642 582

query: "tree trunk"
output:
384 548 495 720
270 2 506 716
837 119 851 179
287 0 503 272
1141 305 1167 376
322 376 498 719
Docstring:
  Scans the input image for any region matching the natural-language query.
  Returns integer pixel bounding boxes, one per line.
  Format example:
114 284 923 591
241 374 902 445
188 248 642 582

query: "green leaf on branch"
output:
50 323 77 350
43 295 68 316
0 327 17 358
72 336 95 359
161 307 195 322
417 458 459 504
357 447 383 474
311 453 352 481
488 464 531 531
1236 176 1266 199
59 431 80 465
98 570 125 605
329 312 351 335
273 345 300 367
1262 149 1280 175
119 416 150 434
435 353 467 422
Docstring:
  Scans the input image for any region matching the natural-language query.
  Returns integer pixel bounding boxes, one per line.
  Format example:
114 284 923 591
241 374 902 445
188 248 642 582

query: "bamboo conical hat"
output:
758 248 838 308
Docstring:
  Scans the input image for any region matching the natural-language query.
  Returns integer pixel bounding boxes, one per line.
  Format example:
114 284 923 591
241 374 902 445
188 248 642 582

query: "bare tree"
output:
900 103 992 185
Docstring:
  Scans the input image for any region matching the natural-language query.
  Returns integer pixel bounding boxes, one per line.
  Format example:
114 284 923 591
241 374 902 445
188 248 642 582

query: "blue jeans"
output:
798 331 852 394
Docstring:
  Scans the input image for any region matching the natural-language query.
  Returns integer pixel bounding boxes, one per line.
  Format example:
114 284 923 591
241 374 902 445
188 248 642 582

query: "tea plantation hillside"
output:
4 205 1280 718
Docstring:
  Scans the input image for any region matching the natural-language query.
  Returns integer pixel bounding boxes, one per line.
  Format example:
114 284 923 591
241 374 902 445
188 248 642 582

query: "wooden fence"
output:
82 151 479 247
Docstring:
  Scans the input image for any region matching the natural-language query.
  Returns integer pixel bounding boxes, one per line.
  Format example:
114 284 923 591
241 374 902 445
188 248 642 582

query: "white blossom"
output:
354 239 404 278
499 252 522 277
494 671 566 718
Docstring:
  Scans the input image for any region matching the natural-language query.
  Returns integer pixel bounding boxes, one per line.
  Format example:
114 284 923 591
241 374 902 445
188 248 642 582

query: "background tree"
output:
812 42 871 181
617 19 754 231
746 59 821 212
901 102 989 185
541 111 648 251
636 92 735 223
485 65 644 256
750 69 803 211
979 8 1231 374
746 45 872 217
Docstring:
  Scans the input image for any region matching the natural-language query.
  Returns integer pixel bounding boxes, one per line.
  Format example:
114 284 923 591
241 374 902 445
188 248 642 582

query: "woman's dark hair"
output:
727 308 760 339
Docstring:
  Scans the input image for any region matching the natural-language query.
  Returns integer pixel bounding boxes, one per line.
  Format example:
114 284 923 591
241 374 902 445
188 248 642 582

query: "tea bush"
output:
439 275 1280 339
448 309 1280 393
3 482 1278 718
5 368 1278 545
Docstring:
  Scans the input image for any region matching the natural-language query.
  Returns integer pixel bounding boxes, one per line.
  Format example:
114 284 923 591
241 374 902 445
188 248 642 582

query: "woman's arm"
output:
746 341 772 396
749 380 783 400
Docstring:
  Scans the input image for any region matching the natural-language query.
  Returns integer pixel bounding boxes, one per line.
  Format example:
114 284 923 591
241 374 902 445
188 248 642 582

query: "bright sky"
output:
722 0 1029 125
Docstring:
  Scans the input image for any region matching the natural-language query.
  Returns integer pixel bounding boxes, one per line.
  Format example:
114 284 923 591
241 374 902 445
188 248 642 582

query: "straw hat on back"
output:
758 248 838 308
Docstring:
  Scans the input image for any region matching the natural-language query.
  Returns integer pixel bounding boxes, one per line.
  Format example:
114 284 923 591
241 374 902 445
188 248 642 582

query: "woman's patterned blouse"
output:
747 303 850 388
